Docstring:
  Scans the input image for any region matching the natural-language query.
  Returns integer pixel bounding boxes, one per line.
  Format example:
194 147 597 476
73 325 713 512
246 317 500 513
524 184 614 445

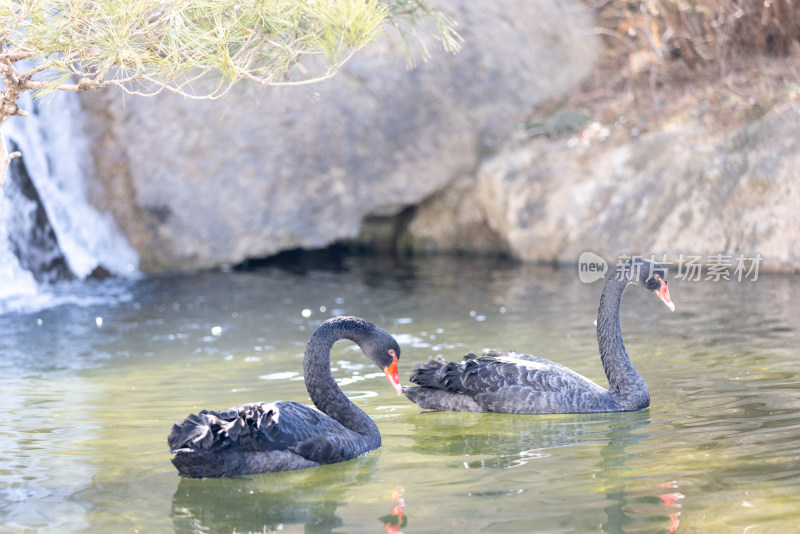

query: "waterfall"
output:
0 91 139 314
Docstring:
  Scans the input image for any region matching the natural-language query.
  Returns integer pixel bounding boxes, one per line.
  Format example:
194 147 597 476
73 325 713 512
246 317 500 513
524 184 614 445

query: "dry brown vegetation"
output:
547 0 800 138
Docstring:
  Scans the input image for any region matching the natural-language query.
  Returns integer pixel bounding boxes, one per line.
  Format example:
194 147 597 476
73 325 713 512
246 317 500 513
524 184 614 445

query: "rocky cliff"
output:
409 102 800 272
77 0 800 273
80 0 598 271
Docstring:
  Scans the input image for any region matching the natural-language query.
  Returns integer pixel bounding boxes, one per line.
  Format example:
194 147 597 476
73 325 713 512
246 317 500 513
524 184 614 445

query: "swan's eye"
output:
654 274 661 280
388 349 396 358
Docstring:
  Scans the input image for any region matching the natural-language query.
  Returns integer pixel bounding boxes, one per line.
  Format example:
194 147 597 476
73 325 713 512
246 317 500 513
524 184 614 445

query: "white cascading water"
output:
0 90 139 314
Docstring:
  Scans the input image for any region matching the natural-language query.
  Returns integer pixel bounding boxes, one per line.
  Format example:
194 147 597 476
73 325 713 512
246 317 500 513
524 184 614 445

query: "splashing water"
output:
0 91 139 314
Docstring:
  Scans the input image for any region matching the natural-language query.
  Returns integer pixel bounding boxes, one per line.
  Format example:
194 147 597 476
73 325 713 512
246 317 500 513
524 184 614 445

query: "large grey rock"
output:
81 0 599 271
464 105 800 271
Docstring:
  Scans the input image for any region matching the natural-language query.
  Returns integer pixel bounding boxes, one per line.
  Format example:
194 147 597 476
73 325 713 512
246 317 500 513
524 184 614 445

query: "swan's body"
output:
404 259 674 414
168 316 402 478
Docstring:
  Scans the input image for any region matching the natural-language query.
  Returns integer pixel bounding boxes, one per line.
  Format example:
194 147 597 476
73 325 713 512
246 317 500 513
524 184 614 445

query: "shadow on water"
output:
170 455 379 533
234 246 352 275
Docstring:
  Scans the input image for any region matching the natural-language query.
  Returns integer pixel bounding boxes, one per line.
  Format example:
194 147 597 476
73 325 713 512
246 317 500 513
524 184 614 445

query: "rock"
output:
402 175 508 255
79 0 599 271
460 104 800 271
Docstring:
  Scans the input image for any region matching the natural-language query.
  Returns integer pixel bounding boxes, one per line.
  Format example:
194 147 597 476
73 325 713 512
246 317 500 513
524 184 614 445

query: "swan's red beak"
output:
384 355 402 395
657 279 675 312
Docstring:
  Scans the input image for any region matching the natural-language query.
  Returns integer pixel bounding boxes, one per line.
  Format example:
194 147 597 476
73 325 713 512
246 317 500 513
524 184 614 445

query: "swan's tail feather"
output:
168 403 281 454
168 410 218 452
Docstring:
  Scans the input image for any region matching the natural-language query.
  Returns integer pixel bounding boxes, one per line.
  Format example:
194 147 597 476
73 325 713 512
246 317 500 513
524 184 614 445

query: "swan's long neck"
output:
303 319 380 444
596 274 649 408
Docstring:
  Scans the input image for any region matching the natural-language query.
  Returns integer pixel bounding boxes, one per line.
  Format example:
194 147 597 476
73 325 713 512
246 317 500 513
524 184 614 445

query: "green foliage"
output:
0 0 460 102
385 0 462 67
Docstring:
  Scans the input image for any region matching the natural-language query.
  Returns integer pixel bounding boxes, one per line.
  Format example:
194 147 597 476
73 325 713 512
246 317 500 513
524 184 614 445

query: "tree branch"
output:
0 0 461 122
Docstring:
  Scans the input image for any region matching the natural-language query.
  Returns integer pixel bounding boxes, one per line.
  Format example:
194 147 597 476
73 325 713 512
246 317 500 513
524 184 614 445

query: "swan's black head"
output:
325 316 403 395
623 258 675 311
363 325 402 395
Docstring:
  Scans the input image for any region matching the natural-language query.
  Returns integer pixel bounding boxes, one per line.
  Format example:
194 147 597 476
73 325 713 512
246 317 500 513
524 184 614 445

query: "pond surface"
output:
1 255 799 533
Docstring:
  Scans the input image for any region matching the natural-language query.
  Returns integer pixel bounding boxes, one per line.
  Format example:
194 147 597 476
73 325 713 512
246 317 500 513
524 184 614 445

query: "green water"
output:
1 256 799 533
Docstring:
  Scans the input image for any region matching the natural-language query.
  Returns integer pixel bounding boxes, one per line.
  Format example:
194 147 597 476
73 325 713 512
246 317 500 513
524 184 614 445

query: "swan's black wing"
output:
409 350 595 393
168 401 364 472
407 350 611 413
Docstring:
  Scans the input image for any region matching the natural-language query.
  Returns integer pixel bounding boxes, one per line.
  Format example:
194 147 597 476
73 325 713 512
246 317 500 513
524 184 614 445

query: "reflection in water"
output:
171 455 378 533
408 410 639 469
597 414 688 533
380 486 407 533
408 408 685 533
596 412 651 533
657 481 684 533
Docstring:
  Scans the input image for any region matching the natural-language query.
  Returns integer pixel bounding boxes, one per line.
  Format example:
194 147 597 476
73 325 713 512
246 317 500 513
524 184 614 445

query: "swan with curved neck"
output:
168 316 402 478
404 258 674 414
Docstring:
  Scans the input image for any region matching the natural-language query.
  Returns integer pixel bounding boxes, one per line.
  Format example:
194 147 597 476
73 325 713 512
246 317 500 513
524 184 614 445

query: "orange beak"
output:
383 354 402 395
657 279 675 312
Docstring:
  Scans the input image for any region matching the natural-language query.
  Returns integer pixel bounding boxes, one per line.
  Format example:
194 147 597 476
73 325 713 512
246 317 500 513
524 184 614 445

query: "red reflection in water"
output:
657 481 684 533
382 485 407 533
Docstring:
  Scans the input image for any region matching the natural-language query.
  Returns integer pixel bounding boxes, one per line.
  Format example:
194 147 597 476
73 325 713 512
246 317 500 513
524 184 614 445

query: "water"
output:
1 90 139 314
1 255 799 533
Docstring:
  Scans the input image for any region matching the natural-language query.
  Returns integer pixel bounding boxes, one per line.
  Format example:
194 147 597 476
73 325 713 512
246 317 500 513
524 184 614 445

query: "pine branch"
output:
0 0 461 120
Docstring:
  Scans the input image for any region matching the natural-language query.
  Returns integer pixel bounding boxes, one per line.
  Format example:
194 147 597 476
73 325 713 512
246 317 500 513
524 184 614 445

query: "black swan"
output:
168 316 402 478
403 258 674 414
